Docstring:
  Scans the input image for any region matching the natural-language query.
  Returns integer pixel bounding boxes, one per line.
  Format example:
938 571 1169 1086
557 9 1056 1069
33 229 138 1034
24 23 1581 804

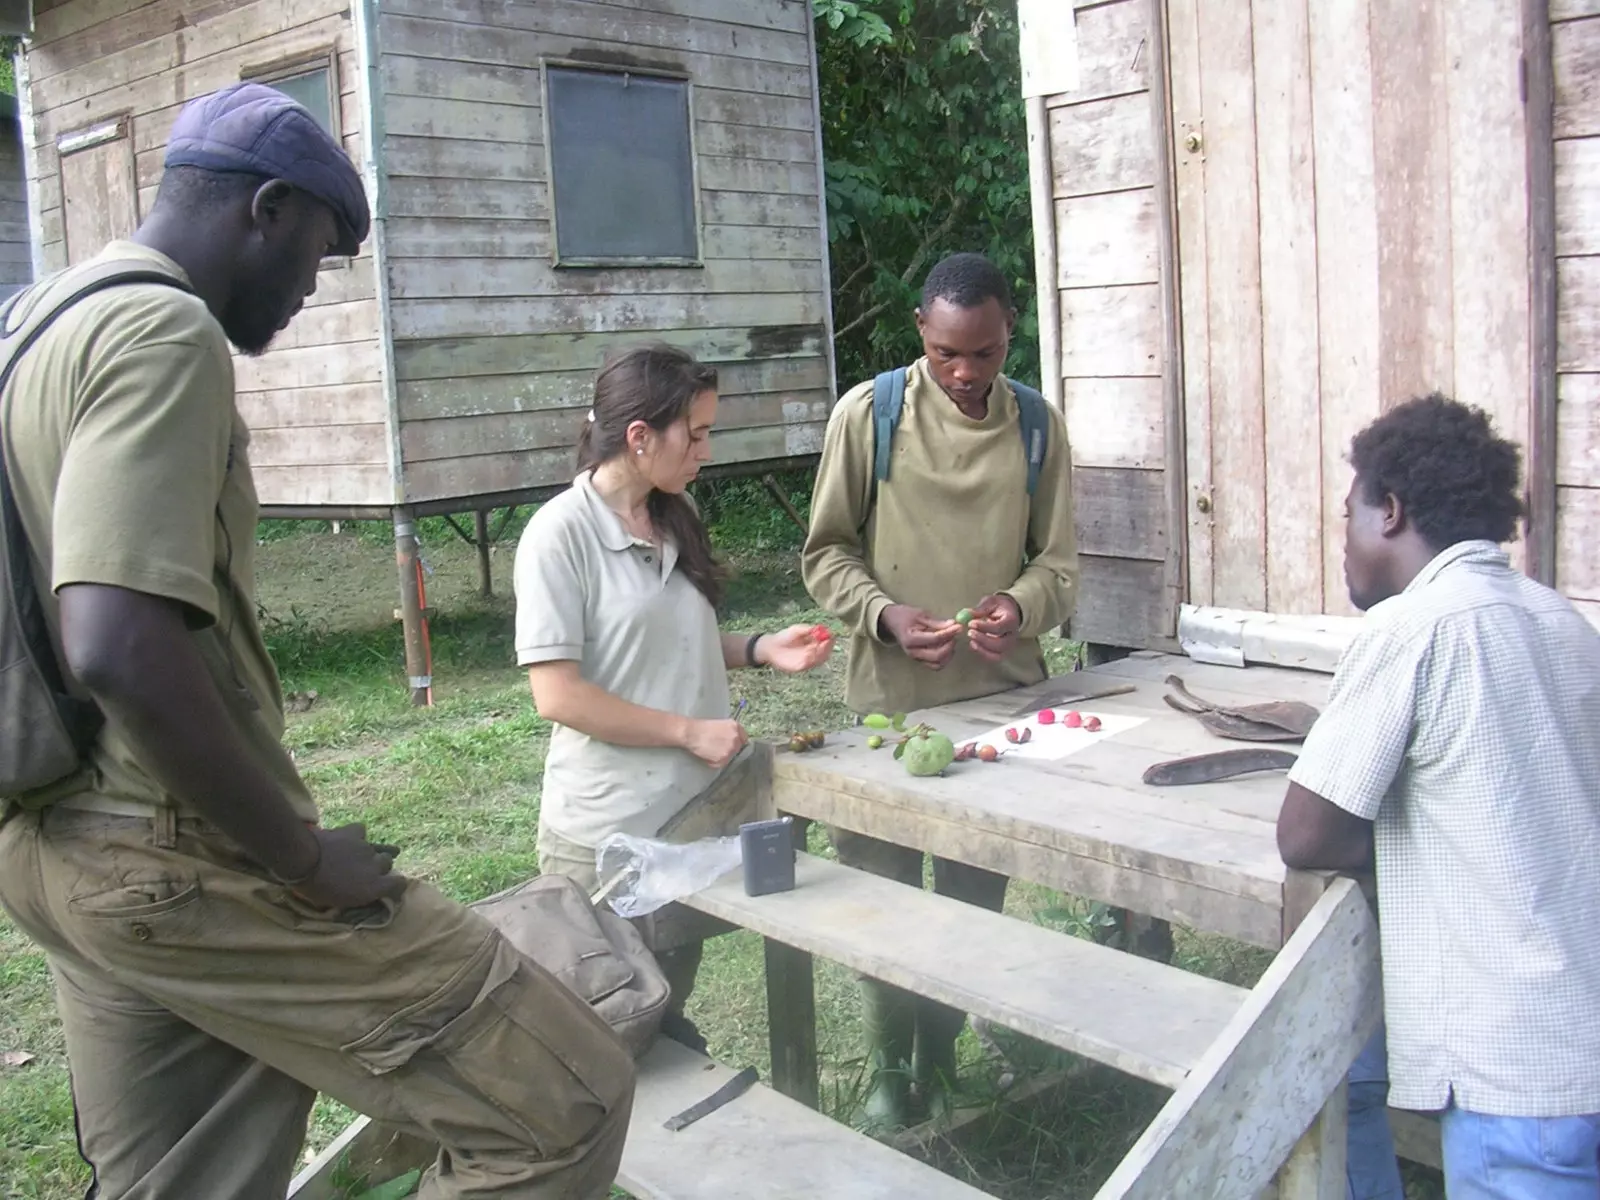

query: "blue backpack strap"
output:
1007 377 1050 497
870 366 908 485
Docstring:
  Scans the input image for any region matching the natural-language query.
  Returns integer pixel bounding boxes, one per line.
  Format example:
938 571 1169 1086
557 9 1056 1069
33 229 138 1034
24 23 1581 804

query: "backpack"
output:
0 260 196 799
870 366 1050 497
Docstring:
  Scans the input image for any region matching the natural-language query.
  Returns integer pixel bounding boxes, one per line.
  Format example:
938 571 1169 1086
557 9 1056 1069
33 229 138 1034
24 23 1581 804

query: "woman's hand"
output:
681 717 749 769
757 623 835 674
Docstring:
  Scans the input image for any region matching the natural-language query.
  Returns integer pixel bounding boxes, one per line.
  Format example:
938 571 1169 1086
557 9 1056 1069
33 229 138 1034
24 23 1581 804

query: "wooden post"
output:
474 509 493 597
393 506 433 708
1522 0 1558 586
764 938 819 1110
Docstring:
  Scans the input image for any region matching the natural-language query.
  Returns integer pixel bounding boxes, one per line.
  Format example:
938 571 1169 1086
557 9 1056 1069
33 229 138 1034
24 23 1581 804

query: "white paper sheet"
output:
959 710 1147 762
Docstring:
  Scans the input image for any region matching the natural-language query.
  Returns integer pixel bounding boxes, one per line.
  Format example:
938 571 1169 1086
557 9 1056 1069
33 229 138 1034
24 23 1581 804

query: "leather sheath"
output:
1161 675 1321 743
1142 748 1299 787
663 1065 759 1131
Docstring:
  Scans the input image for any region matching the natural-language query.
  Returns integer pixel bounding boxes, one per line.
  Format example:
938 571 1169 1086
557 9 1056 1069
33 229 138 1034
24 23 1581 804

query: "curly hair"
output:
1348 392 1525 548
921 251 1012 311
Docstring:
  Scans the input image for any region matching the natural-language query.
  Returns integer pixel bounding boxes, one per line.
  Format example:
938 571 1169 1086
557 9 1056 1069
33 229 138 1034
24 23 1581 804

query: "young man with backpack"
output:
801 251 1079 1125
0 84 634 1197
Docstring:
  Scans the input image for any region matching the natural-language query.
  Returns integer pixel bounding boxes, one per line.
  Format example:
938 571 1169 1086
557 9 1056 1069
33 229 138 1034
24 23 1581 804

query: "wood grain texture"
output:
1557 371 1600 484
1309 0 1382 617
1055 188 1159 289
1049 91 1156 199
1063 376 1166 468
1049 0 1150 106
1556 484 1600 596
1068 555 1171 659
1252 0 1323 615
1167 0 1213 607
1060 283 1163 377
1554 12 1600 138
1555 136 1600 256
1075 466 1168 559
1529 0 1561 587
1557 254 1600 369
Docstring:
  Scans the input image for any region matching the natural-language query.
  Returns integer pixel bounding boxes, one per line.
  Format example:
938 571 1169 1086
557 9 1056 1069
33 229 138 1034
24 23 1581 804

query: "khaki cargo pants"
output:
0 804 637 1200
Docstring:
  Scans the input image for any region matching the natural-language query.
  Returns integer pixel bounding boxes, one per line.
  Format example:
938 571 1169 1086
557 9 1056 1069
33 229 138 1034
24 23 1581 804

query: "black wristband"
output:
745 632 766 669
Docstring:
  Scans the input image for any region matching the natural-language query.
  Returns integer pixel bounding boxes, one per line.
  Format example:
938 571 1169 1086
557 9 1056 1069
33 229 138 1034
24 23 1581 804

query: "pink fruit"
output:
1005 727 1020 744
1084 716 1103 733
1037 708 1057 725
1063 710 1083 729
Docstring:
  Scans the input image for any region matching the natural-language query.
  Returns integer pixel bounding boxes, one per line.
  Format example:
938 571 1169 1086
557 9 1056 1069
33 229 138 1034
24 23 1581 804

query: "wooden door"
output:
58 116 139 266
1166 0 1534 618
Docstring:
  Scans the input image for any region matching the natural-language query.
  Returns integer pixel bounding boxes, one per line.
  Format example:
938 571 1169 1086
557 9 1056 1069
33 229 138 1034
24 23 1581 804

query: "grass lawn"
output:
0 481 1445 1198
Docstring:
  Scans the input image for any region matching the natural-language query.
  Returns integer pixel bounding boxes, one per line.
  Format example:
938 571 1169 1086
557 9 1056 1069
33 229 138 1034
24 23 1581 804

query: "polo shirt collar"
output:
573 470 680 577
1404 539 1509 594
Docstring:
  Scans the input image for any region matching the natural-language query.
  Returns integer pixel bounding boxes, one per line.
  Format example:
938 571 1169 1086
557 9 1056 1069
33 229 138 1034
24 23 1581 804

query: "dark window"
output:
252 63 336 138
543 65 701 266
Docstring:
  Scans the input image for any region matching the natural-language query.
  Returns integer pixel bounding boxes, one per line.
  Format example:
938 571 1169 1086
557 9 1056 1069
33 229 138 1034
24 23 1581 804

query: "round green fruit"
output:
866 734 884 749
955 607 975 625
901 730 956 777
862 712 892 729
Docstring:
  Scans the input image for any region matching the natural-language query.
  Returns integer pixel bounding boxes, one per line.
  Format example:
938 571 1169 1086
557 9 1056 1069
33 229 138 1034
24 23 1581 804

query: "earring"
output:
636 447 644 455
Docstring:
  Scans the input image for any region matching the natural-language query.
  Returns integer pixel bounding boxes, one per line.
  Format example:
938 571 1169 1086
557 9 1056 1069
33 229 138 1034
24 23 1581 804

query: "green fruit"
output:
863 712 891 729
866 734 884 749
955 608 974 625
901 730 956 777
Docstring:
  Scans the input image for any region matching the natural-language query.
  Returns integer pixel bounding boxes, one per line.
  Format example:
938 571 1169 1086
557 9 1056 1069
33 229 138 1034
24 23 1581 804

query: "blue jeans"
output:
1347 1024 1405 1200
1440 1105 1600 1199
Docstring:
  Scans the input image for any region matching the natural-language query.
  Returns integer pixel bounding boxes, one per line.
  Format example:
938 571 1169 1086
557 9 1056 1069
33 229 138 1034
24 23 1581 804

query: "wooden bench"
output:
287 1037 991 1200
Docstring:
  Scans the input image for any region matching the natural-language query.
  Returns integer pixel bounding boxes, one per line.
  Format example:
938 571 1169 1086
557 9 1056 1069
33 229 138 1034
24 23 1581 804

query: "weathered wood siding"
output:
1042 0 1175 647
19 0 389 508
1169 0 1533 623
1554 2 1600 632
377 0 833 505
0 111 31 301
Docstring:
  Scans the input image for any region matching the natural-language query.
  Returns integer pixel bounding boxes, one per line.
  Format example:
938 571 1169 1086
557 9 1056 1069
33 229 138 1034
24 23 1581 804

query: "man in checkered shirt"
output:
1277 394 1600 1200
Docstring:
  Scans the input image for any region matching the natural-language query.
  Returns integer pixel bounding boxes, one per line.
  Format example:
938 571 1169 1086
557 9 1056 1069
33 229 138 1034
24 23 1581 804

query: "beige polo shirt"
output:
512 471 729 848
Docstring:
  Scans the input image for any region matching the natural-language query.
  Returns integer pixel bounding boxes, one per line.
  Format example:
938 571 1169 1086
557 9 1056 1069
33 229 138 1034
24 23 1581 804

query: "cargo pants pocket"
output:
342 933 634 1160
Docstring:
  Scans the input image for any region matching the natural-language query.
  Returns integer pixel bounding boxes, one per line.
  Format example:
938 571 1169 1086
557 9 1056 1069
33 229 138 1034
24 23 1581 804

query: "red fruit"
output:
1018 726 1033 743
1063 710 1083 729
953 742 975 762
1037 708 1056 725
811 624 832 643
1005 727 1020 744
977 744 999 762
1084 716 1103 733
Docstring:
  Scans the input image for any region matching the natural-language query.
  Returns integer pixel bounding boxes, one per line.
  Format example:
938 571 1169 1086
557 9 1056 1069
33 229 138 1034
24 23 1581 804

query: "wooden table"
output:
770 649 1332 951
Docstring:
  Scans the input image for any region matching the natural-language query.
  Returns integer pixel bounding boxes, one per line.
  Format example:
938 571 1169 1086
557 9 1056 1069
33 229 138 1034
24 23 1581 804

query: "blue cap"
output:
163 82 370 256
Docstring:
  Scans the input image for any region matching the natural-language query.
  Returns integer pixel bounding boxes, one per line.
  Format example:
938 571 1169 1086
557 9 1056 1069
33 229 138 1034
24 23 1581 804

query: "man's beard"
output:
219 273 302 357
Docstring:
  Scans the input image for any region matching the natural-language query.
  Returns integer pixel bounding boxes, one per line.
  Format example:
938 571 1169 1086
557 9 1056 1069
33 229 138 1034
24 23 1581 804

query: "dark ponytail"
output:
576 343 729 610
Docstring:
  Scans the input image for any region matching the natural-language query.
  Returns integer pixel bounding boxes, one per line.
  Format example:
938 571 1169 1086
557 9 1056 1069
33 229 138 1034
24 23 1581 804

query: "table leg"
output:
763 937 819 1109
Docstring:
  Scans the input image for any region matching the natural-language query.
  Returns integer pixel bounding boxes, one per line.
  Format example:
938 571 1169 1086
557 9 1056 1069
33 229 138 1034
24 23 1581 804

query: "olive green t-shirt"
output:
1 240 316 820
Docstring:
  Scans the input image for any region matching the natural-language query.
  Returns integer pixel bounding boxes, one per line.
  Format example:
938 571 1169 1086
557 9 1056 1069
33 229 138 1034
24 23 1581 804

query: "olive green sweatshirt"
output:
801 358 1080 715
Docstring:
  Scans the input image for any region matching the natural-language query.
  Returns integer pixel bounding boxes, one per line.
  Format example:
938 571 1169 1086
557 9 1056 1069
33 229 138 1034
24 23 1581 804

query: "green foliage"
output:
0 36 18 97
813 0 1038 391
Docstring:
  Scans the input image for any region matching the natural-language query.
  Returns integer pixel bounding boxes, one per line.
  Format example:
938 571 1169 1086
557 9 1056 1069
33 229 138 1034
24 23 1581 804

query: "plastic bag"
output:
593 831 743 919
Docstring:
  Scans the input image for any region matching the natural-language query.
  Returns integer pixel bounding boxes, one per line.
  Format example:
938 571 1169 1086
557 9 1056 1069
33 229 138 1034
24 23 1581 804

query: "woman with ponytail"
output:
512 343 831 1024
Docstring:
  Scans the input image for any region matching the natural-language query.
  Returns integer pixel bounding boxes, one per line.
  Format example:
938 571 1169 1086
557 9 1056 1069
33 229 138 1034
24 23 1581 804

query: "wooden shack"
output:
0 93 31 301
1025 0 1599 656
13 0 834 695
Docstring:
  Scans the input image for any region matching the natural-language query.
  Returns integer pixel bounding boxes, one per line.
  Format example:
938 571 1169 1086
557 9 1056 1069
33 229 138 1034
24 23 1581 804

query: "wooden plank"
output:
250 423 390 468
763 939 819 1110
685 853 1248 1090
1064 376 1165 469
695 155 823 197
399 390 832 462
1554 13 1600 138
1309 0 1382 617
385 94 541 143
396 355 831 421
1554 0 1600 18
238 381 388 430
1069 555 1171 657
1530 0 1562 588
1096 878 1380 1199
233 339 383 392
1060 283 1163 377
1046 0 1149 106
32 0 276 77
618 1039 988 1200
1056 188 1159 289
258 298 379 353
389 291 825 341
380 13 814 100
383 135 543 182
380 52 538 107
402 421 826 502
1196 0 1266 614
253 463 393 508
1446 0 1532 575
1049 91 1156 199
1558 253 1600 369
1253 0 1324 615
1555 136 1600 256
1556 484 1600 596
1075 466 1167 560
1557 371 1600 484
385 0 812 68
1371 0 1454 406
392 324 828 381
385 257 824 301
1168 0 1212 607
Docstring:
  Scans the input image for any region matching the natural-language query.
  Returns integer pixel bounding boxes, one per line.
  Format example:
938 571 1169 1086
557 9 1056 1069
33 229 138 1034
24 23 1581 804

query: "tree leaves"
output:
813 1 1039 391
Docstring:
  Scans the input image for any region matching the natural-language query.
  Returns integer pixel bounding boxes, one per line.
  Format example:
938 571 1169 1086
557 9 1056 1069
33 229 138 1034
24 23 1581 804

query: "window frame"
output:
538 58 706 271
241 48 349 272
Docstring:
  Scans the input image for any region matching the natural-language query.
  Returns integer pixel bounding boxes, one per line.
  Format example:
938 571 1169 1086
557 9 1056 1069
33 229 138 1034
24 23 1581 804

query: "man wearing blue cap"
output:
0 84 635 1198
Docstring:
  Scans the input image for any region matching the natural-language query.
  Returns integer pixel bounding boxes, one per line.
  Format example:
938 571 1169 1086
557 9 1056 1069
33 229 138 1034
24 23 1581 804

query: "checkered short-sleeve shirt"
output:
1288 540 1600 1117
